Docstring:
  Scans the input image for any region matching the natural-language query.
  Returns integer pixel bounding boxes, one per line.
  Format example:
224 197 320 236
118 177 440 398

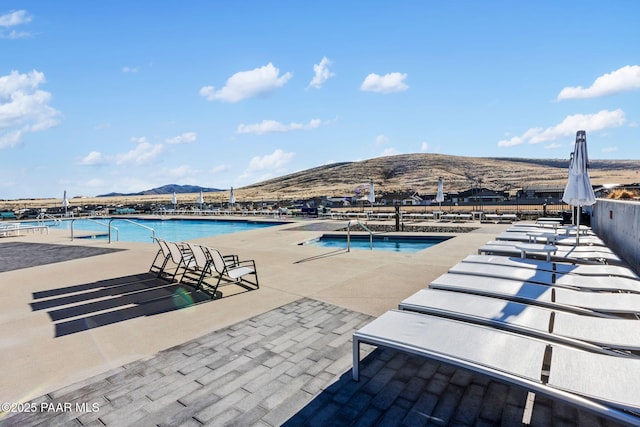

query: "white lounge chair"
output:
461 254 640 281
478 240 624 265
399 288 640 352
201 246 259 291
150 239 176 278
352 310 640 426
495 231 605 247
151 239 192 282
448 262 640 293
430 273 640 316
181 243 242 297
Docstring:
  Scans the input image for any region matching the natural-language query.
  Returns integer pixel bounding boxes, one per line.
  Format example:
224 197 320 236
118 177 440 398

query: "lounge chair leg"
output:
352 337 360 381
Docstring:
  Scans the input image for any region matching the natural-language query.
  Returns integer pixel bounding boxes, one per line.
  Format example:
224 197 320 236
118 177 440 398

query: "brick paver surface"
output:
2 298 627 426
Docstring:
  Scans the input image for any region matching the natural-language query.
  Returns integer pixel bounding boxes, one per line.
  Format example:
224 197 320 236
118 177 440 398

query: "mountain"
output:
236 153 640 200
97 184 223 197
94 154 640 202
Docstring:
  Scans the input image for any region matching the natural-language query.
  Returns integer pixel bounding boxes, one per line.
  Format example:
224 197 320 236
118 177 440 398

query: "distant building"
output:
454 188 507 203
521 185 565 200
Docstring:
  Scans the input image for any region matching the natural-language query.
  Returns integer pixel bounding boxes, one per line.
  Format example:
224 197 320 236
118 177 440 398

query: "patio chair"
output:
478 240 624 265
430 273 640 316
180 243 240 296
399 288 640 352
352 310 640 426
461 254 640 280
151 239 192 282
201 246 259 292
180 243 212 293
448 262 640 293
149 238 172 276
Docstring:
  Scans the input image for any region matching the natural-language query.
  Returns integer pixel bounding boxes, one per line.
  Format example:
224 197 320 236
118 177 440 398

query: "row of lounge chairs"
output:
353 222 640 425
149 239 258 298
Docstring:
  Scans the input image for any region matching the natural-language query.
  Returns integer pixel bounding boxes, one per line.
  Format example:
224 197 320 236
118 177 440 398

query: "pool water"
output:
307 234 450 253
48 218 285 243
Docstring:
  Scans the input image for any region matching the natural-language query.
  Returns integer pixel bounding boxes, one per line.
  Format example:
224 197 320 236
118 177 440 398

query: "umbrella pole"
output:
576 206 580 246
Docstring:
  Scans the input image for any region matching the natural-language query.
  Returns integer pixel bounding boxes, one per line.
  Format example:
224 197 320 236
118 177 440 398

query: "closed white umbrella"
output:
62 190 69 216
171 192 177 207
435 177 444 208
562 130 596 245
197 190 204 208
229 187 236 205
367 179 375 207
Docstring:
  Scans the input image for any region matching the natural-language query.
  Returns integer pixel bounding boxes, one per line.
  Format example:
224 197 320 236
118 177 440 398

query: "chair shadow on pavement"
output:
30 272 250 337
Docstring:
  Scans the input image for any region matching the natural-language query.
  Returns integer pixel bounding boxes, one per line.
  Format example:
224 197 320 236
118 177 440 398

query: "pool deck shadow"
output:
29 272 258 337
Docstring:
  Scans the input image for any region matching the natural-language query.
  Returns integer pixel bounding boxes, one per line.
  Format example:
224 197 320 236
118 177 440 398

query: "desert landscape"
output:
1 153 639 211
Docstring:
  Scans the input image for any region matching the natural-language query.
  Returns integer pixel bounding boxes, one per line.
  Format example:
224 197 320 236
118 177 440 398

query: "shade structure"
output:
367 179 375 206
562 130 596 245
229 187 236 205
435 177 444 205
171 192 177 206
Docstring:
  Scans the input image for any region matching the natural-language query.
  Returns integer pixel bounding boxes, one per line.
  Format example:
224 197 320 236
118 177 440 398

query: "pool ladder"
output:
346 220 374 251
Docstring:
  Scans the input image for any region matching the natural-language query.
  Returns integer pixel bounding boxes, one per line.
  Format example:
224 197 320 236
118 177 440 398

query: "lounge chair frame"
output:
353 310 640 426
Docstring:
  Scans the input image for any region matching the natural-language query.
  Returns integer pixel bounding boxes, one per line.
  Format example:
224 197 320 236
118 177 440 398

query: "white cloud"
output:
0 10 32 27
379 147 400 157
602 146 618 153
237 119 321 135
420 141 429 152
375 134 389 145
0 10 33 39
211 164 232 174
247 148 294 172
116 141 164 165
166 165 194 178
497 109 626 147
557 65 640 100
121 66 140 73
0 70 61 148
130 136 148 144
360 72 408 93
200 63 292 103
307 56 335 89
166 132 197 144
79 151 109 165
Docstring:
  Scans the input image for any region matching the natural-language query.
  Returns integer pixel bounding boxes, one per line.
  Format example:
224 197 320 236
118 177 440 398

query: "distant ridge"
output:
97 184 222 197
93 153 640 201
236 153 640 200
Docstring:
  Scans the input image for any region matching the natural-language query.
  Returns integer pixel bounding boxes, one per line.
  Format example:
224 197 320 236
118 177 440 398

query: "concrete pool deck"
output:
0 218 629 426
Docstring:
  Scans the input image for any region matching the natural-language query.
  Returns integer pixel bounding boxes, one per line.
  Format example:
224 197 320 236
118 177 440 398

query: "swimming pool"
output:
48 218 287 243
306 234 451 253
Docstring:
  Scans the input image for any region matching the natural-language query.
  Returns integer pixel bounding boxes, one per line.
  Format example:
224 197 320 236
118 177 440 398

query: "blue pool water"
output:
48 218 285 243
307 234 450 253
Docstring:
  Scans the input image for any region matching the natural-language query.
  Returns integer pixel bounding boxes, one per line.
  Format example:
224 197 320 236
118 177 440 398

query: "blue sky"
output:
1 1 639 199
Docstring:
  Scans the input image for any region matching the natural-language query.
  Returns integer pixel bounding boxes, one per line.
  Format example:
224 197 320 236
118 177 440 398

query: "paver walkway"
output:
2 298 625 427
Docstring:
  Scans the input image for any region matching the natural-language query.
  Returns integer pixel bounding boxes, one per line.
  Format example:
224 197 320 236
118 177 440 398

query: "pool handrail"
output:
70 218 117 241
347 220 374 251
108 218 155 243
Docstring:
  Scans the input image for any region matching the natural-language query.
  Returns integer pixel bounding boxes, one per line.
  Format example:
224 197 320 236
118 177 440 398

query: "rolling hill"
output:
236 153 640 200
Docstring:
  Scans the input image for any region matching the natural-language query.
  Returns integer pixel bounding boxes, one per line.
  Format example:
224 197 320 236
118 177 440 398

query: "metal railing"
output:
347 220 374 251
108 218 155 243
70 218 116 241
36 213 62 225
